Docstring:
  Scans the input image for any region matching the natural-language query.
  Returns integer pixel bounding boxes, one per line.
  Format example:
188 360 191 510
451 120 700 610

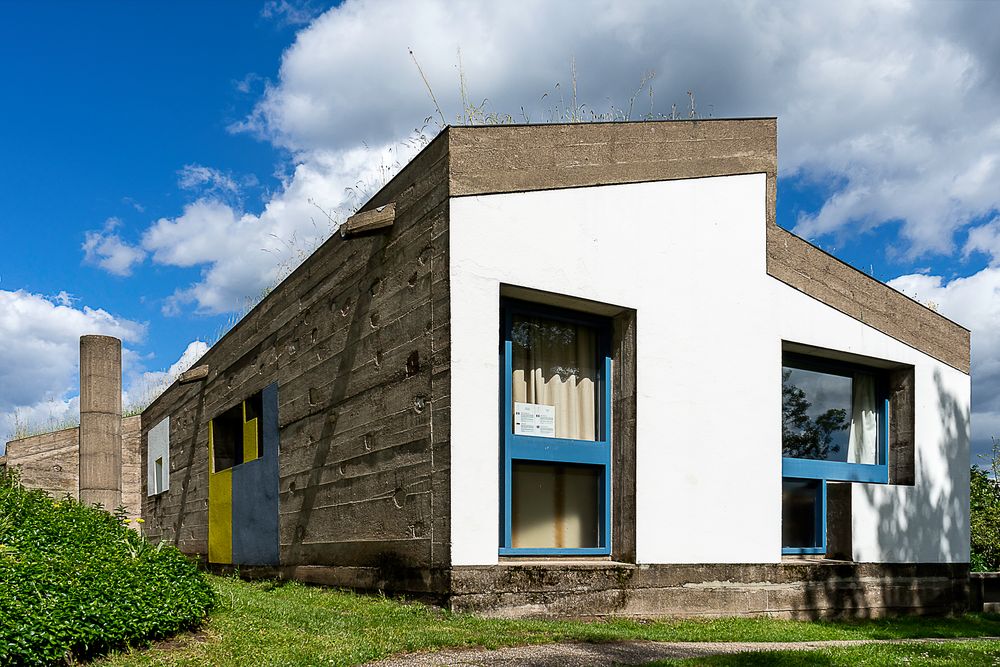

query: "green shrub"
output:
971 464 1000 572
0 468 214 665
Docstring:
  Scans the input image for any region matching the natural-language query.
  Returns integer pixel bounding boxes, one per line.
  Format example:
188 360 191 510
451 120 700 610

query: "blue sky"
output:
1 3 295 360
2 1 999 463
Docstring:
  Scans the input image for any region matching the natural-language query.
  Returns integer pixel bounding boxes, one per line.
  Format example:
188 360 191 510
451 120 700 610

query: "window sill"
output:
499 547 611 557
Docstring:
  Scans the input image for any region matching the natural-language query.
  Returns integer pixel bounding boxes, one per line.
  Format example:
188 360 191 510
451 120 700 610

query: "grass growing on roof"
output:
96 574 1000 667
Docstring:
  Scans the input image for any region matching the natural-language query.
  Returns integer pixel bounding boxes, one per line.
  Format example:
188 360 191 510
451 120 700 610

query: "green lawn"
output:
95 575 1000 667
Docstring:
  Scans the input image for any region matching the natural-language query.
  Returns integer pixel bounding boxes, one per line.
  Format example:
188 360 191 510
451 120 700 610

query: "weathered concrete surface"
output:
364 637 1000 667
448 561 969 619
80 335 123 510
766 227 969 373
970 572 1000 612
142 129 452 581
2 426 79 498
227 560 969 620
121 415 142 519
3 414 140 519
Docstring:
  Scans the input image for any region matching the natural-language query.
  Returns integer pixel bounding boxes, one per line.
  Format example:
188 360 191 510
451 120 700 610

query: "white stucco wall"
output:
448 175 970 566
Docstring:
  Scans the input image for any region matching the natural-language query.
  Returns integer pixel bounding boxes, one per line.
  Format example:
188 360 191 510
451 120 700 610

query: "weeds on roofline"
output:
10 54 711 438
197 53 713 378
8 409 81 442
412 48 709 128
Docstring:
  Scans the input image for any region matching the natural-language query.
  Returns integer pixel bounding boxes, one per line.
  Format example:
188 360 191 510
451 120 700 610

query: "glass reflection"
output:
781 365 878 464
782 478 822 549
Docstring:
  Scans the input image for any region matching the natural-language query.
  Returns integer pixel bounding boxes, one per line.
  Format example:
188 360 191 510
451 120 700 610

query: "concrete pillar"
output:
79 335 122 510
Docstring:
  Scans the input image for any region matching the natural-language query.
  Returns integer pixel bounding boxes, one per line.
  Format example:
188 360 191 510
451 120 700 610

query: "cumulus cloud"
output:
82 218 146 276
122 0 1000 316
888 269 1000 459
72 1 1000 463
964 216 1000 265
0 290 145 446
122 340 209 412
142 143 412 314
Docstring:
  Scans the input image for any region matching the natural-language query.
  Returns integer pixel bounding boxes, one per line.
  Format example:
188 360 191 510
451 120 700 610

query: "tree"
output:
781 370 849 459
971 436 1000 571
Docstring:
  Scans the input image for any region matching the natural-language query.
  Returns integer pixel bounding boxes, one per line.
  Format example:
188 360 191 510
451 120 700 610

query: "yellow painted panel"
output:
243 417 259 464
208 420 232 564
208 468 232 564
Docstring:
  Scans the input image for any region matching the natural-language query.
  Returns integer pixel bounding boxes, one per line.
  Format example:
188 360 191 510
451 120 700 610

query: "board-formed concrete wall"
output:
3 415 142 520
2 426 79 499
141 132 453 587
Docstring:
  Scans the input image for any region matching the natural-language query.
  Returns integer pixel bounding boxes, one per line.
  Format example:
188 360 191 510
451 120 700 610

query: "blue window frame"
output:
780 352 890 555
782 478 826 555
500 299 612 556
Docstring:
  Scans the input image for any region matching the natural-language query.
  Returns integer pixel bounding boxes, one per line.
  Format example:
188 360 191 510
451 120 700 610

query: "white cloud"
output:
888 269 1000 458
0 290 145 446
964 216 1000 265
141 143 413 314
122 340 209 412
82 218 147 276
124 0 1000 315
177 164 240 198
228 1 1000 259
261 0 322 27
88 1 1000 461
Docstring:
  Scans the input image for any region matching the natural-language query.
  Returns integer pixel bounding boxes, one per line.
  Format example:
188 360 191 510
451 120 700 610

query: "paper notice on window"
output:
513 402 556 437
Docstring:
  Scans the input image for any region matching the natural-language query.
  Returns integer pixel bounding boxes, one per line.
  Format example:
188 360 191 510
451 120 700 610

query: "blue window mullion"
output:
500 298 612 555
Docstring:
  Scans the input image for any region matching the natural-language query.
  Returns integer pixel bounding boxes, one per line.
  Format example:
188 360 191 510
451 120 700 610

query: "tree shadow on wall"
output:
797 369 969 618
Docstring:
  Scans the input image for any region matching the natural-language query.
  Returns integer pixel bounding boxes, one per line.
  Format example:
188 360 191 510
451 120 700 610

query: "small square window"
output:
211 403 244 472
210 390 265 473
782 478 824 553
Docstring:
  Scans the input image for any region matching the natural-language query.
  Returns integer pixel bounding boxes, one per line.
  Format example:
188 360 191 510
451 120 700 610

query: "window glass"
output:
511 462 599 549
510 315 597 441
782 478 822 549
212 403 244 472
153 457 164 495
782 366 877 464
243 392 263 463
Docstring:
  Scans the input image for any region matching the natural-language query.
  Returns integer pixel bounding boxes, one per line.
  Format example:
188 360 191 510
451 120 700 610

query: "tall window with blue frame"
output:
781 351 890 555
500 299 612 556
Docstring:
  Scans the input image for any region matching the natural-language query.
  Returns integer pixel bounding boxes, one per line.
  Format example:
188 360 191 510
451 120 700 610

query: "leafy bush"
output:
0 468 214 665
971 436 1000 572
971 464 1000 572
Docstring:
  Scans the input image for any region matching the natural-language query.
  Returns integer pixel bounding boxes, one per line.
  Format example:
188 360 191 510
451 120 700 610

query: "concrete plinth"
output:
79 335 122 510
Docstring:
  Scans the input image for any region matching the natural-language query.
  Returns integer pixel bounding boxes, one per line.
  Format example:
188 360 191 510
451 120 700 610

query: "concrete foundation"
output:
79 335 122 510
227 561 969 619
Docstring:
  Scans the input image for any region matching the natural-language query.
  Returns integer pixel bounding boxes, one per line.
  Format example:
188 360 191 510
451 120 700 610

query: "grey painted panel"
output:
232 383 279 565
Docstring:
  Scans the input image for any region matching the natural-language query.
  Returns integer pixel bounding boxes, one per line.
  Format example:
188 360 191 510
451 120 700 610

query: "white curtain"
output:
511 463 599 548
847 373 878 464
510 317 597 441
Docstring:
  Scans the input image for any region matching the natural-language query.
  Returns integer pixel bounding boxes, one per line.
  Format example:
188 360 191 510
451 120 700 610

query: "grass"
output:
93 575 1000 666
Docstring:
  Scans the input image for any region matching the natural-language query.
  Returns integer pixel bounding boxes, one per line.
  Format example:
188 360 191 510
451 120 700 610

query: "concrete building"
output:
140 119 971 618
3 336 142 520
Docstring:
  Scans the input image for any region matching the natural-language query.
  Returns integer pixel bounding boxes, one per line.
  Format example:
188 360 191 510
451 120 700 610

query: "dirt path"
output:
364 636 1000 666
